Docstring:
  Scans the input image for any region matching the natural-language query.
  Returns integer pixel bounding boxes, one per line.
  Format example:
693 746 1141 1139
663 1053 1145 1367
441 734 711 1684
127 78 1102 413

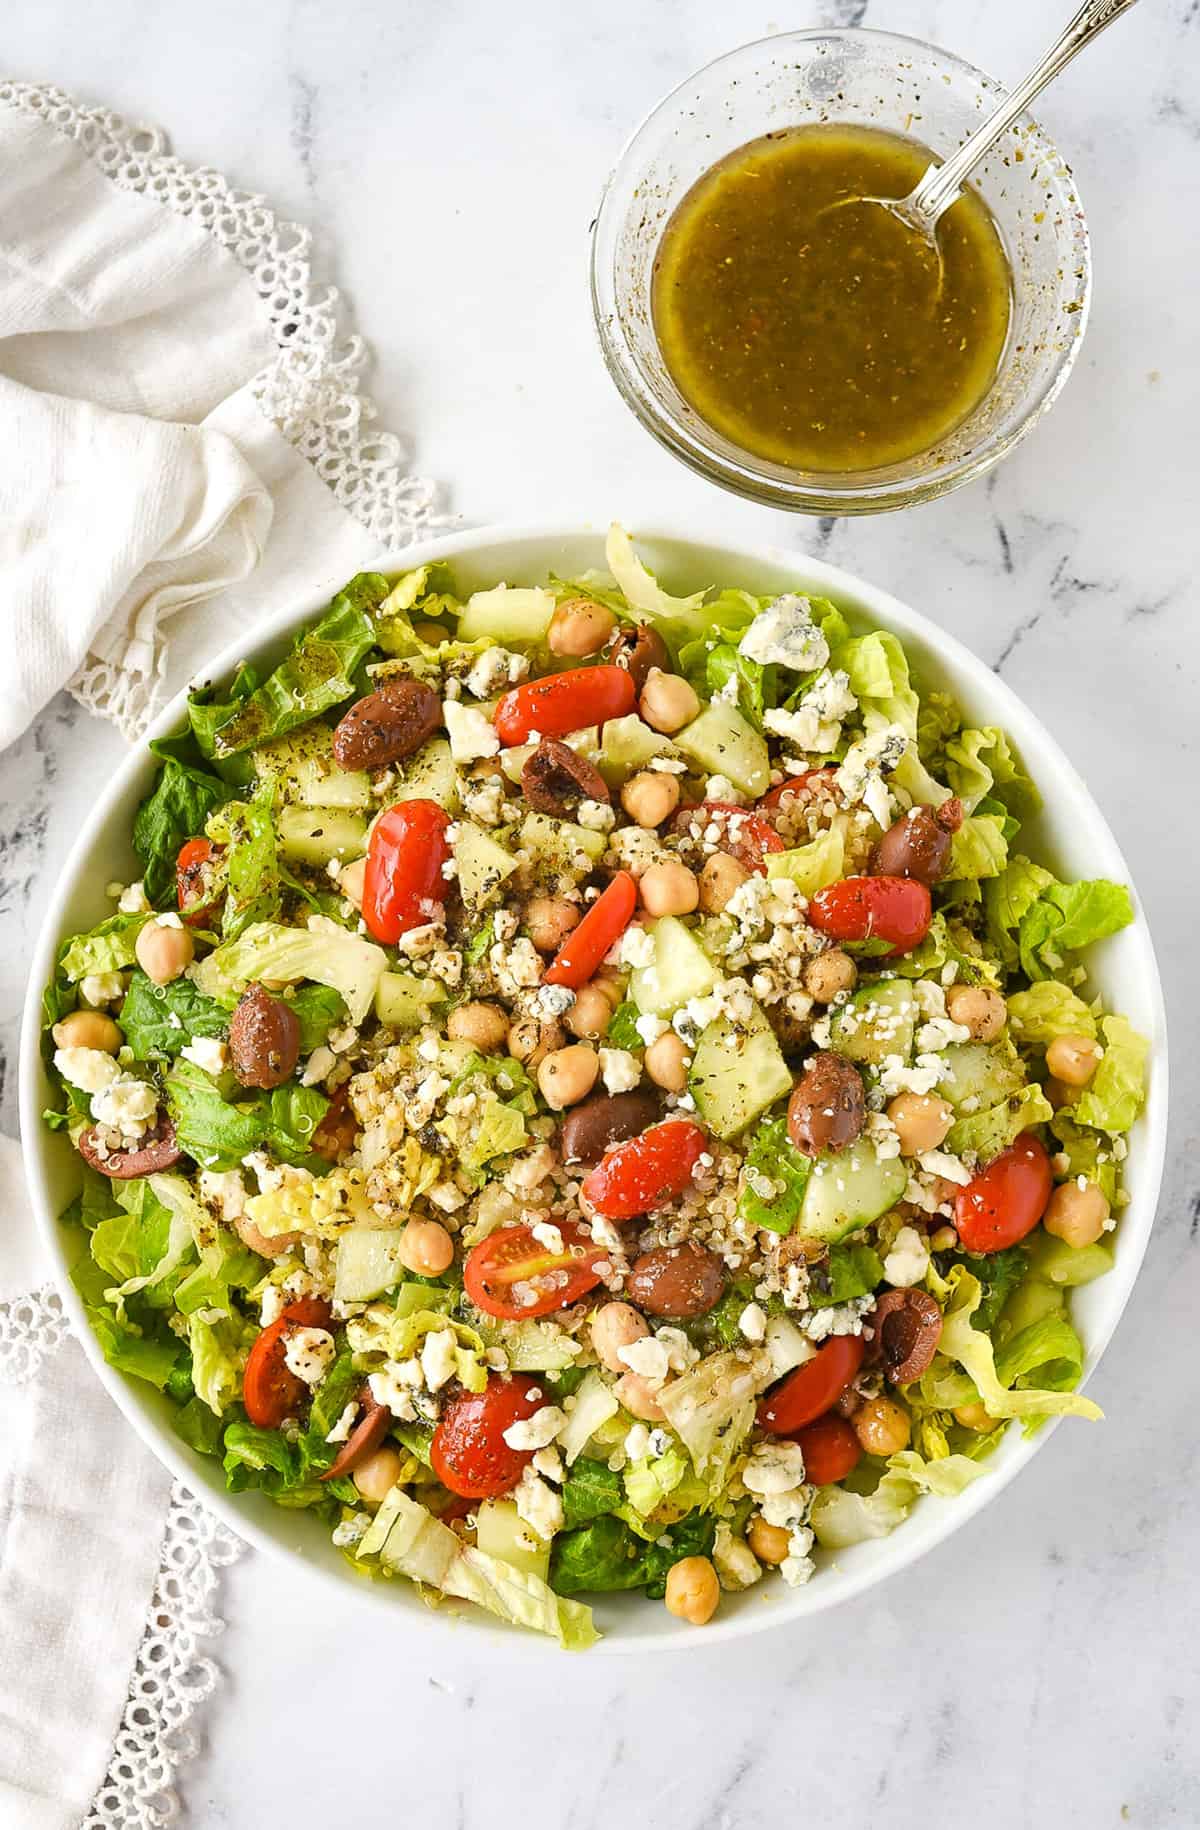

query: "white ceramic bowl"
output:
20 524 1168 1654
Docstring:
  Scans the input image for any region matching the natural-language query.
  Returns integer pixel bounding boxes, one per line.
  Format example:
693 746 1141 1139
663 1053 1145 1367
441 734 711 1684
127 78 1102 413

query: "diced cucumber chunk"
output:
457 585 555 645
1023 1231 1115 1288
255 726 371 806
455 821 519 906
673 703 770 797
520 812 607 868
334 1227 412 1303
392 737 460 814
374 971 446 1032
689 1002 793 1140
629 915 717 1016
766 826 844 897
830 979 917 1067
998 1275 1064 1336
797 1142 908 1245
277 805 367 868
938 1042 1025 1112
474 1499 551 1582
595 715 679 786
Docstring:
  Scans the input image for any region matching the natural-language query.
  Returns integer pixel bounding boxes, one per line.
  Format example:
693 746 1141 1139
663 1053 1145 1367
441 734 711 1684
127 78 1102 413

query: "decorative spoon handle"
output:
909 0 1140 228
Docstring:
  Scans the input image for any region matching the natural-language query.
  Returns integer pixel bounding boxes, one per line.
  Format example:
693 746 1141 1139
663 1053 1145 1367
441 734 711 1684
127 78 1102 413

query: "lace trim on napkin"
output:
0 1282 71 1385
0 79 440 736
83 1483 244 1830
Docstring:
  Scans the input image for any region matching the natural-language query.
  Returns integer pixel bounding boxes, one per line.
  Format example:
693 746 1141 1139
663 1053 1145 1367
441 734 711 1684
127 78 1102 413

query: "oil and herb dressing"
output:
652 123 1012 473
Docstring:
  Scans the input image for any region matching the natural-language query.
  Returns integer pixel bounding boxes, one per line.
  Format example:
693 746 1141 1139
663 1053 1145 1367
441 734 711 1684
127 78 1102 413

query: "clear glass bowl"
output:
591 27 1092 514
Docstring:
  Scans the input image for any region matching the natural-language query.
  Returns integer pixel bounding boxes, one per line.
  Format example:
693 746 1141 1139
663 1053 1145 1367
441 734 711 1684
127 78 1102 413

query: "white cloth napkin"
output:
0 79 435 1828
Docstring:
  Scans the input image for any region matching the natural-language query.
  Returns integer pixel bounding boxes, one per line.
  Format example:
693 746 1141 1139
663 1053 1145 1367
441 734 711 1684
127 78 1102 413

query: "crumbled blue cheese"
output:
739 595 829 672
180 1037 228 1076
738 1302 767 1343
420 1328 460 1393
780 1524 816 1588
577 799 616 833
877 1053 947 1098
283 1326 336 1386
533 982 576 1021
764 667 858 756
618 924 656 969
704 773 744 803
465 646 528 698
514 1464 564 1541
917 1149 972 1186
80 971 125 1007
623 1422 651 1461
803 1296 874 1340
368 1362 420 1420
916 1014 971 1051
395 920 444 957
332 1513 370 1549
617 1335 672 1387
655 1327 701 1375
117 881 151 913
599 1047 641 1095
325 1401 359 1444
90 1076 159 1140
881 1225 931 1288
443 699 500 763
260 1283 287 1327
300 1045 336 1087
531 1220 565 1253
713 1523 763 1591
634 1012 668 1047
502 1404 567 1452
743 1440 808 1496
54 1046 120 1095
489 935 543 996
836 724 908 828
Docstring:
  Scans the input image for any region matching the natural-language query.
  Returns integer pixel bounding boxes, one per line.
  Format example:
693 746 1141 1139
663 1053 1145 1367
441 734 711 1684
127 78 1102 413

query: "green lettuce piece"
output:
624 1445 689 1518
604 524 708 629
462 1095 526 1176
347 1306 487 1395
471 1316 582 1374
700 641 769 727
737 1117 810 1236
605 1000 642 1051
208 790 280 941
945 1082 1054 1162
1017 878 1135 982
1007 981 1097 1045
765 826 844 898
192 918 386 1024
98 1176 196 1317
70 1250 181 1389
944 1246 1029 1333
994 1312 1086 1396
189 572 388 760
983 857 1056 967
165 1059 330 1170
284 983 347 1055
374 564 461 656
943 727 1039 821
561 1456 623 1529
932 1270 1101 1426
656 1346 771 1484
188 1312 248 1415
1048 1112 1119 1203
549 1509 715 1599
173 1229 264 1315
1074 1014 1149 1134
882 912 1002 990
172 1396 225 1456
917 689 963 764
810 1449 986 1548
822 1242 884 1305
133 751 229 905
444 1545 599 1650
221 1420 342 1508
61 912 153 982
118 970 230 1059
946 814 1008 883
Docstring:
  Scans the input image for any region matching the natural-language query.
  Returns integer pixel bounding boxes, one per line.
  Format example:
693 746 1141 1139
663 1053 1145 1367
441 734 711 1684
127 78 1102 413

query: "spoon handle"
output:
911 0 1140 227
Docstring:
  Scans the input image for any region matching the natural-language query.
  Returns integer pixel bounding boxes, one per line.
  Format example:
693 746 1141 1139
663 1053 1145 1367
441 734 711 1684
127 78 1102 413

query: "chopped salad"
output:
42 526 1150 1647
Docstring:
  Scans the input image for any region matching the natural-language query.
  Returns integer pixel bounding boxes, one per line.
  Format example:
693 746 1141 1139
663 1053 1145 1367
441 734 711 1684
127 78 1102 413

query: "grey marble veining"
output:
2 1 1198 1825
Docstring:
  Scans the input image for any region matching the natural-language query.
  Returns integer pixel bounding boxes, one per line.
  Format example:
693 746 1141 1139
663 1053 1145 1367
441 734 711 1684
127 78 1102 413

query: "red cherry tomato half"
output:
493 665 636 746
955 1131 1054 1254
176 837 223 927
581 1120 708 1220
431 1374 546 1498
758 769 838 811
362 799 451 943
544 871 637 989
672 802 784 874
463 1220 609 1320
242 1297 334 1429
791 1413 862 1486
757 1334 866 1435
807 875 932 955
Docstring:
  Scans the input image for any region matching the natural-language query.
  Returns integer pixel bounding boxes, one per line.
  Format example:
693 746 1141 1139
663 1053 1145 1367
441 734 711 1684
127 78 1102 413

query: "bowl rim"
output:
590 24 1093 515
18 519 1168 1655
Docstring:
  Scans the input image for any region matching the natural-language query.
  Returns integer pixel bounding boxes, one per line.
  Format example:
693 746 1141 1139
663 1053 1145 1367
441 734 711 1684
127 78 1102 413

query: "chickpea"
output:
537 1043 600 1110
953 1402 998 1433
614 1371 665 1422
566 980 619 1040
1043 1179 1110 1248
134 917 195 986
929 1224 958 1252
639 859 699 919
447 1001 509 1051
664 1555 720 1626
747 1518 791 1567
804 949 857 1003
412 620 447 646
639 668 700 736
353 1445 406 1504
852 1394 912 1457
398 1218 455 1277
52 1009 122 1053
338 856 366 909
621 770 681 829
945 984 1007 1042
590 1301 650 1374
644 1030 689 1093
698 852 750 914
1045 1032 1101 1088
525 896 580 954
886 1091 954 1157
233 1210 300 1258
507 1016 565 1069
547 596 617 658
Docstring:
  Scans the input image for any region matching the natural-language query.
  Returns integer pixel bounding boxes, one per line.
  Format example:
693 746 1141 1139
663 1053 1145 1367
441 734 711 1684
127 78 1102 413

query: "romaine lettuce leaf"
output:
623 1445 689 1519
1017 878 1135 981
192 918 386 1024
133 751 229 905
165 1059 330 1170
983 857 1056 967
930 1270 1101 1426
188 1312 247 1416
561 1456 623 1529
946 814 1008 883
445 1545 599 1650
549 1508 714 1600
943 727 1039 821
945 1082 1054 1162
70 1250 182 1389
118 969 230 1059
810 1449 986 1548
1048 1112 1119 1203
61 912 153 982
1006 981 1097 1045
1074 1014 1149 1134
737 1117 811 1236
656 1346 771 1484
208 790 280 941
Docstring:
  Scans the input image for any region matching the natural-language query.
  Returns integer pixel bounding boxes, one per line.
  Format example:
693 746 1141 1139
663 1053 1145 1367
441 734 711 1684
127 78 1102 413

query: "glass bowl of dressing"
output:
590 27 1091 514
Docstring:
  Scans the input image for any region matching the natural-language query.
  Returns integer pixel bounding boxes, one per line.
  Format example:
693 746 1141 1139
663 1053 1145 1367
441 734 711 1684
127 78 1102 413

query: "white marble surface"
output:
3 1 1199 1824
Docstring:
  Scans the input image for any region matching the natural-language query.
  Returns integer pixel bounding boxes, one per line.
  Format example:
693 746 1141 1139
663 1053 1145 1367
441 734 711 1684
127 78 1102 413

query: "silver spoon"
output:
829 0 1140 265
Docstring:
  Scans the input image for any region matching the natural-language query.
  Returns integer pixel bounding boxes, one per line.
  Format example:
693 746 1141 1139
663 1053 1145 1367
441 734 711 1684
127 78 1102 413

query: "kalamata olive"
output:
870 1288 943 1384
311 1083 357 1162
787 1051 866 1157
626 1243 726 1319
229 983 301 1089
521 739 610 816
560 1090 662 1166
77 1114 182 1179
607 622 669 693
319 1388 392 1482
869 799 963 887
332 677 441 772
